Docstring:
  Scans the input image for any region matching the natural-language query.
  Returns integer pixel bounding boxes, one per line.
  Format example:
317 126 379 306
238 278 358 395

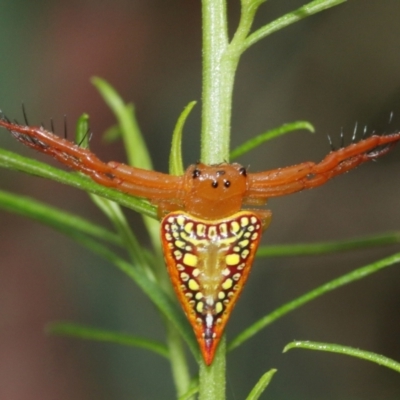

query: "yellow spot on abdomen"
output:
238 239 249 248
184 222 194 234
215 302 223 314
188 279 200 291
175 240 186 249
183 253 198 267
241 249 250 259
174 250 182 260
180 272 189 281
222 278 233 290
230 221 240 234
177 216 185 226
226 254 240 266
251 233 259 240
219 223 228 236
197 224 206 237
208 226 217 239
240 217 249 227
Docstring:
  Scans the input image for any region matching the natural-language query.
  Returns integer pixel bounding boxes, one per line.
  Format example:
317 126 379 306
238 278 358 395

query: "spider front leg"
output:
245 132 400 199
0 118 187 210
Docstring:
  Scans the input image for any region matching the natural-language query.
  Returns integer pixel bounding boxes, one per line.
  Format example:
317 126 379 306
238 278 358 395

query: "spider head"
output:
183 163 248 220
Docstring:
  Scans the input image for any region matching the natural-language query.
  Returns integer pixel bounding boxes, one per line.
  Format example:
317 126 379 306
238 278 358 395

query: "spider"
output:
0 112 399 365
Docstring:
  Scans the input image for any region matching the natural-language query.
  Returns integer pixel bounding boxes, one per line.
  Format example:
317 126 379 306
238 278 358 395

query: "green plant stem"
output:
201 0 231 163
200 1 230 397
199 337 226 400
201 0 349 397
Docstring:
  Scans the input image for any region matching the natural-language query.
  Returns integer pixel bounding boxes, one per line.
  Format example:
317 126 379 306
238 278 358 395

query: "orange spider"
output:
0 112 399 365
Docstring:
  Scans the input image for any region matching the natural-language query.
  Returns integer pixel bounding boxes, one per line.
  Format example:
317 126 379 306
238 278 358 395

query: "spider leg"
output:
107 161 184 199
246 132 400 199
0 118 184 206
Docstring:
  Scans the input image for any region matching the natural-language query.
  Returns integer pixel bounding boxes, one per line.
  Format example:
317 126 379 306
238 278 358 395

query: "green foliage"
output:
228 252 400 352
284 341 400 374
0 147 157 218
1 1 399 399
47 322 169 358
230 121 314 160
170 100 197 176
245 369 277 400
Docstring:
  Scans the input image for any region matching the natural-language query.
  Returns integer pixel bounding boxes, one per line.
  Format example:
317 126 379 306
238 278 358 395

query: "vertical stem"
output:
201 0 237 164
199 337 226 400
199 1 232 398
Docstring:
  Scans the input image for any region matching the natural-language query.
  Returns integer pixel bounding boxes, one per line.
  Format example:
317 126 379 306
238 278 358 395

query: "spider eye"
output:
192 169 201 178
239 167 247 177
224 180 231 188
211 181 218 188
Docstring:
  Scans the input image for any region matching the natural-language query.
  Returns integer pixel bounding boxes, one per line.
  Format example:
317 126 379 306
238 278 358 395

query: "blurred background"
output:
0 0 400 399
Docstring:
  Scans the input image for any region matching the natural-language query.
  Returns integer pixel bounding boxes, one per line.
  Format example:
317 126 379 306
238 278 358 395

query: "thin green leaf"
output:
230 121 314 160
0 148 157 219
0 188 122 246
47 321 169 358
89 195 153 272
284 341 400 374
228 252 400 352
92 80 194 383
256 232 400 258
0 162 179 364
169 100 197 176
0 192 164 337
75 113 90 148
229 0 257 53
243 0 347 52
166 323 193 398
92 76 160 252
67 231 200 360
74 115 155 275
245 369 277 400
92 76 152 170
75 114 150 263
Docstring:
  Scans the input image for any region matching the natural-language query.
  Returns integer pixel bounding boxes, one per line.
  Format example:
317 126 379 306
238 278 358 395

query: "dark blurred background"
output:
0 1 400 399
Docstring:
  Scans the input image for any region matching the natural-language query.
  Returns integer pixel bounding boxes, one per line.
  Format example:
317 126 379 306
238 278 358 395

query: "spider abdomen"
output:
161 210 262 364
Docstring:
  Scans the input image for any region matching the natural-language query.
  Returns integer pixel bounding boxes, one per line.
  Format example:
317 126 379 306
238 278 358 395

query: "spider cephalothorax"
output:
181 163 249 220
0 113 399 364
